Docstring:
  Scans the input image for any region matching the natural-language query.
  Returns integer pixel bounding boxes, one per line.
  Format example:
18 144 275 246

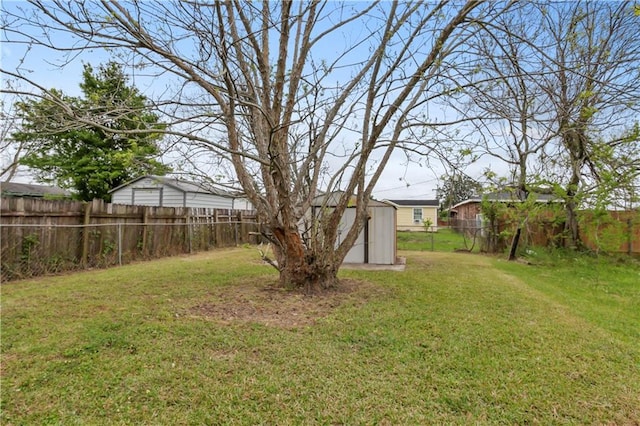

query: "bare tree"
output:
539 1 640 248
0 98 22 181
446 1 640 254
437 172 482 211
441 2 558 258
1 77 33 181
2 1 503 291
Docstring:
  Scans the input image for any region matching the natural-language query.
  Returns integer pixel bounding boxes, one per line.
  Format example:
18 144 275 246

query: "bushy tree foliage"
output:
13 62 169 201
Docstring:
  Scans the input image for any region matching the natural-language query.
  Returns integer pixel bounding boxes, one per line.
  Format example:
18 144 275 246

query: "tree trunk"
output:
272 227 339 294
564 198 582 250
507 186 528 261
508 226 522 261
562 128 587 250
564 161 583 250
279 259 339 294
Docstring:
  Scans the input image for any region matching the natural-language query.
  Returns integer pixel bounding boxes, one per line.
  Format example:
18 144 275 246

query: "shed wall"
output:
110 187 133 205
232 197 253 210
157 185 184 207
132 188 162 206
305 202 397 265
111 177 169 206
340 208 365 263
456 202 481 220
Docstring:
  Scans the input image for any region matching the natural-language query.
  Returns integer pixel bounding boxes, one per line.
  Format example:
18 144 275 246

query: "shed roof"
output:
450 190 560 210
384 199 439 207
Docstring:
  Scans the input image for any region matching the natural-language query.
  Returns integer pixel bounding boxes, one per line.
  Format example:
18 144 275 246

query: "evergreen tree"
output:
14 62 169 201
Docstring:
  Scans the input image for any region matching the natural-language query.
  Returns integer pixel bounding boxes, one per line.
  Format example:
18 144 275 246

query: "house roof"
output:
312 191 394 208
1 181 71 198
384 199 439 207
450 190 560 210
108 175 235 198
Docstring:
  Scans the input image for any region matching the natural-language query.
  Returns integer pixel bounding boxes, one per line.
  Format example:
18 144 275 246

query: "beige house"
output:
384 199 439 232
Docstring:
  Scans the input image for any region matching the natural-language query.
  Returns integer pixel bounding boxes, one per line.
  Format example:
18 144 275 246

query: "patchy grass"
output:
2 247 639 424
397 227 474 252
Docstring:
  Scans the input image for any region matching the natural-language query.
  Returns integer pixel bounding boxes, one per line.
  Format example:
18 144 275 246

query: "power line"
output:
374 178 439 193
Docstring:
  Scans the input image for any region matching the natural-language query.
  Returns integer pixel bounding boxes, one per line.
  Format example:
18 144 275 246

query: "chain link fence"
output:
1 197 263 281
1 220 263 281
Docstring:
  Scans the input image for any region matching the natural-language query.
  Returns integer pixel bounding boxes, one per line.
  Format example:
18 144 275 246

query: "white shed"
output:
311 193 397 265
109 175 252 209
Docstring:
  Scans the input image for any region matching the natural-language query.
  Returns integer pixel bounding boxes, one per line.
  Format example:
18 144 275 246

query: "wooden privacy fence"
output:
1 197 262 281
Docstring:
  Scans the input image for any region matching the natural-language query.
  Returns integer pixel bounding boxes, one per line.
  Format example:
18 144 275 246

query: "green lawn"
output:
2 247 639 424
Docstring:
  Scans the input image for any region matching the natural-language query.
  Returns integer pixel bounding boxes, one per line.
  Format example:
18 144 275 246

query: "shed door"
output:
368 207 395 264
340 208 365 263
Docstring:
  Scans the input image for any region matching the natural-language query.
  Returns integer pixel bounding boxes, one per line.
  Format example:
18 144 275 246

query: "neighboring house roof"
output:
1 181 71 198
450 190 560 210
108 175 236 198
384 199 439 207
312 191 394 208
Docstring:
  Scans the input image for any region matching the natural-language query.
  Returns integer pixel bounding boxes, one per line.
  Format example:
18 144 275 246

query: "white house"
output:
109 175 253 210
310 192 397 265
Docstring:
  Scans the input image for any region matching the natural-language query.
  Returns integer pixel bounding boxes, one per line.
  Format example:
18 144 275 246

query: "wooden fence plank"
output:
0 197 258 281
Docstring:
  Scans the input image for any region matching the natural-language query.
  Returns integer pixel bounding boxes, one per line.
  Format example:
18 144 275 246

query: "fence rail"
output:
1 197 262 281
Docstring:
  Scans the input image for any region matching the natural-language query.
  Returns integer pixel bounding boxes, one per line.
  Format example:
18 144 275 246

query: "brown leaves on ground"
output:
189 277 387 329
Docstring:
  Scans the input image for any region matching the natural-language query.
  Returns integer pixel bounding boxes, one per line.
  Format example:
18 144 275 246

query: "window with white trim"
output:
413 208 423 223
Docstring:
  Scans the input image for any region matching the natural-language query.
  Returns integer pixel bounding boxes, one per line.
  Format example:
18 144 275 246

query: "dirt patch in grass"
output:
189 277 387 329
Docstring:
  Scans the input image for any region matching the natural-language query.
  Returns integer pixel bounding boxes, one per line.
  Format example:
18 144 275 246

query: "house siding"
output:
184 192 233 209
396 206 438 232
110 176 237 209
158 185 185 207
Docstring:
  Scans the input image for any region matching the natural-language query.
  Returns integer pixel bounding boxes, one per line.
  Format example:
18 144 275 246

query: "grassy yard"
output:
2 247 639 424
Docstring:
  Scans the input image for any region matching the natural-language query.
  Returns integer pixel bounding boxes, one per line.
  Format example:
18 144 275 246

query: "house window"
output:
413 208 423 224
